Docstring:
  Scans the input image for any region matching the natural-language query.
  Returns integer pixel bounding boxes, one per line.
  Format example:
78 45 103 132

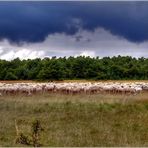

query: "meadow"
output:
0 92 148 146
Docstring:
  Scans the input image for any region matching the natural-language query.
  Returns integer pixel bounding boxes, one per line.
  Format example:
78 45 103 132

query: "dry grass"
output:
1 79 148 84
0 80 35 83
0 92 148 146
63 79 148 83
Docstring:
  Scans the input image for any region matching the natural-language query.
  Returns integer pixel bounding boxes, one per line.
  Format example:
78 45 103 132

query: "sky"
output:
0 1 148 60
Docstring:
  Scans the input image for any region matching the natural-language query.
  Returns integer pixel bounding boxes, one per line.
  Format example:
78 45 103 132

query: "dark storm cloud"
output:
0 1 148 43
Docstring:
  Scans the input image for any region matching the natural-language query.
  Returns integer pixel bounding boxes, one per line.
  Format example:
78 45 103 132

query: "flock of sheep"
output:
0 81 148 96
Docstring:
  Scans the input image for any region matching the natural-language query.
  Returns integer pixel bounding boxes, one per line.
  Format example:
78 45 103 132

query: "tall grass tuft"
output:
15 119 44 146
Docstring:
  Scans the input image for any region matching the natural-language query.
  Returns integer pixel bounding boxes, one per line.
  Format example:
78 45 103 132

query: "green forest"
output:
0 56 148 80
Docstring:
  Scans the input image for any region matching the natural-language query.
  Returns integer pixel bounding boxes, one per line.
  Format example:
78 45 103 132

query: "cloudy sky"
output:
0 1 148 60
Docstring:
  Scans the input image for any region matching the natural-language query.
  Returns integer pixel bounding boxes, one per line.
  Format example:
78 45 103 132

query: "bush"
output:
15 119 44 146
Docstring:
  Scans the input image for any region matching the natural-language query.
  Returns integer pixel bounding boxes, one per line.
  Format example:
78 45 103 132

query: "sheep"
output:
0 81 147 96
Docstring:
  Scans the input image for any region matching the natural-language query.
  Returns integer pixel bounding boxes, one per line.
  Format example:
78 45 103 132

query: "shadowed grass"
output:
0 93 148 146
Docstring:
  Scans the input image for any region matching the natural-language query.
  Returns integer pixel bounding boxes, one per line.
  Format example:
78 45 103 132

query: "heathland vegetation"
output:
1 93 148 146
0 56 148 80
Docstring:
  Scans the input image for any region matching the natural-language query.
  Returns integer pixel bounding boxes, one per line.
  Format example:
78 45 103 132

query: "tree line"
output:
0 56 148 80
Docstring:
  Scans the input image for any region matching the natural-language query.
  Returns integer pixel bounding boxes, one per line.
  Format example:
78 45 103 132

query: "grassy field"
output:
0 92 148 146
1 79 148 83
